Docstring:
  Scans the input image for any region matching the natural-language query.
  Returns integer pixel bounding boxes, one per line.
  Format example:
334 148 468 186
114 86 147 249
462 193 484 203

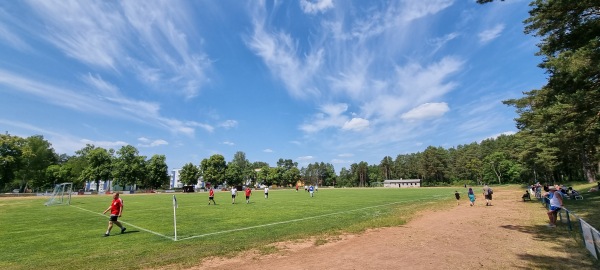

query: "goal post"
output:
44 182 73 206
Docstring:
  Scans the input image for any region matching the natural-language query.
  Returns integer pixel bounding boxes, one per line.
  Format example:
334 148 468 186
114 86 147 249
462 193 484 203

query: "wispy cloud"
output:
479 24 504 44
299 103 350 133
137 137 168 147
401 102 449 121
263 148 273 153
23 0 211 98
297 156 314 161
219 120 238 129
300 0 334 14
222 141 235 146
0 69 210 136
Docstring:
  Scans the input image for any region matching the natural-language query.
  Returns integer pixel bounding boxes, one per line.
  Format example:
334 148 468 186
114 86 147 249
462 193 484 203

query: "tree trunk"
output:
581 150 597 183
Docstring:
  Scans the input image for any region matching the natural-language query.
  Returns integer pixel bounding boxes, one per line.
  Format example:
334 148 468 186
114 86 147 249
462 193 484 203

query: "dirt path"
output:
193 188 597 270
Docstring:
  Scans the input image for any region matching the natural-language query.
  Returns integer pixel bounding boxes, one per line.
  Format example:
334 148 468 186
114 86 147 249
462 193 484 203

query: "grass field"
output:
0 187 455 270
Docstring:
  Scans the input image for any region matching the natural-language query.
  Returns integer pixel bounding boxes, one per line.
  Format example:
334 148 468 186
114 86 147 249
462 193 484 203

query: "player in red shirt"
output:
208 187 216 205
245 187 252 204
102 192 126 237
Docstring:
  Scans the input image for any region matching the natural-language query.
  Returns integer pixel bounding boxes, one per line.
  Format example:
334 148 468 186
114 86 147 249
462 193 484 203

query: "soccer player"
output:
245 187 252 204
102 192 126 237
231 187 237 204
309 185 314 197
208 187 216 205
264 186 269 199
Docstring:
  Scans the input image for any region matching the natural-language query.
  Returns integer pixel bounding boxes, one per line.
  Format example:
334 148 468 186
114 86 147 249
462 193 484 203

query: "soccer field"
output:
0 187 454 269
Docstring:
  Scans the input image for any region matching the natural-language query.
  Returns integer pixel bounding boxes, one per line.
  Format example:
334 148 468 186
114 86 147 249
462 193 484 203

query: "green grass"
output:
0 187 455 270
560 182 600 229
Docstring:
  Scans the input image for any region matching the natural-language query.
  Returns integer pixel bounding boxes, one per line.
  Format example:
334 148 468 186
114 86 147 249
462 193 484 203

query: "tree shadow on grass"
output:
500 223 599 269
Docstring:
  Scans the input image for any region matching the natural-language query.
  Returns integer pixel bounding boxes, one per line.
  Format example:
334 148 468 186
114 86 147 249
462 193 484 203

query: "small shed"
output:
383 179 421 188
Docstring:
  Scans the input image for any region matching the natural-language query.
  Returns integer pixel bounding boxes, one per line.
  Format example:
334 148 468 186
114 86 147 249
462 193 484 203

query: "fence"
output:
539 197 600 259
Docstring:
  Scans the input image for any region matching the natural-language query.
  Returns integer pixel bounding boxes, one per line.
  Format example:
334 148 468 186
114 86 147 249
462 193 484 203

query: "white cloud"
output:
137 137 168 147
479 24 505 44
401 102 449 121
246 2 323 99
81 139 128 148
338 153 354 157
342 118 369 131
300 0 334 14
219 120 238 129
297 156 314 161
299 103 350 133
263 149 273 153
222 141 235 146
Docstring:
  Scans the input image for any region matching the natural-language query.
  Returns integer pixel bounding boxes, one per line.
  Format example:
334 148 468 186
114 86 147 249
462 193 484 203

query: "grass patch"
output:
0 187 455 269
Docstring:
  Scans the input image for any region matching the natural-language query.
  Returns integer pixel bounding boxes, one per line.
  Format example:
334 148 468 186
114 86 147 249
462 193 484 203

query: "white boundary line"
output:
70 205 174 241
177 201 405 242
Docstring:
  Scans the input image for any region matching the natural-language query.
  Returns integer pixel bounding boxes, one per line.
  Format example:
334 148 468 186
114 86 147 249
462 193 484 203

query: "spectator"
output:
546 186 563 228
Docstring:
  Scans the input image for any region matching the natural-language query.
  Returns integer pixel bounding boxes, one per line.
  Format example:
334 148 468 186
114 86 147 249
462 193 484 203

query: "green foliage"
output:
179 162 200 186
113 145 147 190
145 155 170 189
200 154 227 185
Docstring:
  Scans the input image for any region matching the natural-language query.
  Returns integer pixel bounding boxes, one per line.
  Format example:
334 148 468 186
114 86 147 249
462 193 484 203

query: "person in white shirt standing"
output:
231 187 237 204
264 186 269 199
547 186 563 228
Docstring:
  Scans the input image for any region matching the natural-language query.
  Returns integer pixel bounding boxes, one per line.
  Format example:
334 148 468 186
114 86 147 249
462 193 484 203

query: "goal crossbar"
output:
44 182 73 206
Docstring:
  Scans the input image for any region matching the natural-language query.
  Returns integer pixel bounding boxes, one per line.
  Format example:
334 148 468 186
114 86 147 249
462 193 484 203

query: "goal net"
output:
44 183 73 206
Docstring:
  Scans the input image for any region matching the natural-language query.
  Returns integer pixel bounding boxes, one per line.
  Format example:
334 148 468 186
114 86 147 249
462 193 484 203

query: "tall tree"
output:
112 145 146 191
80 147 113 192
179 162 200 186
200 154 227 186
18 135 58 191
481 0 600 183
145 154 170 189
0 133 26 191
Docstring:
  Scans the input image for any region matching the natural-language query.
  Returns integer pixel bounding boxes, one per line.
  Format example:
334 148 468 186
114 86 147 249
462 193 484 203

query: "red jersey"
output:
245 188 252 196
110 198 123 215
209 189 214 197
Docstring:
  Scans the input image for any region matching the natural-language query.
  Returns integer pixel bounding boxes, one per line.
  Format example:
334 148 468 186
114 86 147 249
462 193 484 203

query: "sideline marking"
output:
178 201 406 242
70 205 174 241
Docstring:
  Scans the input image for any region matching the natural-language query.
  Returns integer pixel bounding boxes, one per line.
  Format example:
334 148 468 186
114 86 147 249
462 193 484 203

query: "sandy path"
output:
192 188 597 270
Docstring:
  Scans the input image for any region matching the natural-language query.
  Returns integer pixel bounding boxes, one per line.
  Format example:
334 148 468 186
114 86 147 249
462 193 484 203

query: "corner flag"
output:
173 195 178 208
173 195 178 241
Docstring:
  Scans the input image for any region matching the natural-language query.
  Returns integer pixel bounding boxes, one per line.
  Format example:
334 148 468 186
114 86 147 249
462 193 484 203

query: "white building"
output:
383 179 421 188
170 169 183 189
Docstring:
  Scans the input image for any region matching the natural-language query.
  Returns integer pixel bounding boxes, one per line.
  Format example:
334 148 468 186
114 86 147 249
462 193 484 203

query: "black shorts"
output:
209 196 214 200
485 194 492 200
232 195 236 198
109 215 119 222
246 196 250 200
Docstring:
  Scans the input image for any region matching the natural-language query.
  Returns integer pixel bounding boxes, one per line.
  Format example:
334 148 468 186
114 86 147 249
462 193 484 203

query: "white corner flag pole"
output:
173 195 178 241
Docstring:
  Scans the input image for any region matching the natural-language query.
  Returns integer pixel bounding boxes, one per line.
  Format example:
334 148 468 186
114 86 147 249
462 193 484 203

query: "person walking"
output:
245 187 252 204
454 190 460 205
264 186 269 199
102 192 126 237
483 184 493 206
547 186 563 227
468 188 476 206
231 186 237 204
309 185 314 197
208 187 216 205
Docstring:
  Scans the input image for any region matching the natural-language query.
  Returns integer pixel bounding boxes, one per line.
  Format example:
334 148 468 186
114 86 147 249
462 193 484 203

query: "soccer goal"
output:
44 183 73 206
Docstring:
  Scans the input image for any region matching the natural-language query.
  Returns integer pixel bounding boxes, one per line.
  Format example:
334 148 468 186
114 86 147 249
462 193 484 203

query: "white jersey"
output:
231 188 237 196
264 187 269 194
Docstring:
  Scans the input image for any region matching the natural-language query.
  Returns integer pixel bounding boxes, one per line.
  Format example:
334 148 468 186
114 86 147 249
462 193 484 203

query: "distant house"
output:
383 179 421 188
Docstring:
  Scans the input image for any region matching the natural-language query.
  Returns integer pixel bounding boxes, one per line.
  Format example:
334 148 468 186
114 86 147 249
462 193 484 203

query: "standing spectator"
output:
264 186 269 199
546 186 563 227
483 184 493 206
231 187 237 204
309 185 314 197
468 188 476 206
454 190 460 205
102 192 126 237
245 187 252 204
208 187 216 205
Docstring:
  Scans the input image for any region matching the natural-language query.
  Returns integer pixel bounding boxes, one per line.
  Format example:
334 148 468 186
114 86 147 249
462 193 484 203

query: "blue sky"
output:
0 0 546 172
